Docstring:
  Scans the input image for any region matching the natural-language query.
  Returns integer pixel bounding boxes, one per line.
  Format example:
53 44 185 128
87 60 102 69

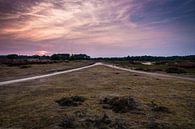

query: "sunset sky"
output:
0 0 194 57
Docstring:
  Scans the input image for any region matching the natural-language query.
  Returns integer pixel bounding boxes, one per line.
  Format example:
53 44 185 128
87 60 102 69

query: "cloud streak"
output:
0 0 194 56
0 0 161 41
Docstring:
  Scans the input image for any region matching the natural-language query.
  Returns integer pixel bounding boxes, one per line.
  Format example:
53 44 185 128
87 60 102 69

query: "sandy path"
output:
101 63 195 82
0 62 194 86
0 63 99 86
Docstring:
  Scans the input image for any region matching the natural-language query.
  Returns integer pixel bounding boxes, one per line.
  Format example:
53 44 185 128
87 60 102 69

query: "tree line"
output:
92 55 195 61
0 54 195 61
0 54 90 60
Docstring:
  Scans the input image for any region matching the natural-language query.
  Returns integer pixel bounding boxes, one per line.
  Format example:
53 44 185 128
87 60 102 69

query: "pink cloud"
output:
35 50 50 56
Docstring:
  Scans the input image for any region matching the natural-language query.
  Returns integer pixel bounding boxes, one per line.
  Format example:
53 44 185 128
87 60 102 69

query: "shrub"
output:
59 113 129 129
165 67 186 74
100 96 137 113
56 96 86 107
19 65 31 69
60 115 77 128
150 101 170 113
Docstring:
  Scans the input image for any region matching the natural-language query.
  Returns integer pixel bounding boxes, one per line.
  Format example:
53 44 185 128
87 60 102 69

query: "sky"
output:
0 0 195 57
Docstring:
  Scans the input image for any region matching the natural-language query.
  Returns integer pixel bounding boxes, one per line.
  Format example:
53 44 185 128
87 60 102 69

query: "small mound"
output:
100 96 137 113
56 96 86 107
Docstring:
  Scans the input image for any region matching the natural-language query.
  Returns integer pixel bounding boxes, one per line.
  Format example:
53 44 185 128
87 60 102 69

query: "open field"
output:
0 0 195 128
105 60 195 77
0 65 194 129
0 61 94 81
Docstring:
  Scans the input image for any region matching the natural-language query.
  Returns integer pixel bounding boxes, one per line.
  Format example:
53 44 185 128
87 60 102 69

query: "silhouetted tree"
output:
7 54 18 59
70 54 90 60
51 54 70 60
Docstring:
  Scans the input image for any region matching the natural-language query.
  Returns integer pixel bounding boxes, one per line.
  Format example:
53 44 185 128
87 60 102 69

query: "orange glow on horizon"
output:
35 50 49 56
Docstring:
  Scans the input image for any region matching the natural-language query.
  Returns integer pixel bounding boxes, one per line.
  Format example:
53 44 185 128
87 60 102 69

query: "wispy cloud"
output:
0 0 194 56
0 0 134 41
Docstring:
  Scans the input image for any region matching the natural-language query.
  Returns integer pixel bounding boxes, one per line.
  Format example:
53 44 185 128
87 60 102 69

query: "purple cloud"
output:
0 0 194 56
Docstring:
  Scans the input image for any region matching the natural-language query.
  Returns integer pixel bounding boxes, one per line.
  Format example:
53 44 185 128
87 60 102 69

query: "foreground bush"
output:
56 96 86 107
100 96 137 113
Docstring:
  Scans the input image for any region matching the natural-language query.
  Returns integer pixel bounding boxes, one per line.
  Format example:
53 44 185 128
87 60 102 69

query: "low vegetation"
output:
56 96 86 107
0 60 95 81
149 101 170 113
165 67 186 74
59 113 129 129
100 96 137 113
0 65 194 129
106 60 195 76
1 54 195 78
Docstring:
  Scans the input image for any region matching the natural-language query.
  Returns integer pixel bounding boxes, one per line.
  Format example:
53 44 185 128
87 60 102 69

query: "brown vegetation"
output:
0 65 194 129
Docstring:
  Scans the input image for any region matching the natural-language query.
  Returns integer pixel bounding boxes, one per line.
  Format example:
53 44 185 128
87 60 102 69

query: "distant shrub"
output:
154 61 167 65
165 67 186 74
134 68 144 71
147 68 163 72
129 60 141 64
175 62 195 68
19 65 31 69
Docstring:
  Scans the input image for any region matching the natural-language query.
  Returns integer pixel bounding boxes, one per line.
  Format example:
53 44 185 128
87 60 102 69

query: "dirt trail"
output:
0 62 194 86
0 63 99 86
101 63 195 82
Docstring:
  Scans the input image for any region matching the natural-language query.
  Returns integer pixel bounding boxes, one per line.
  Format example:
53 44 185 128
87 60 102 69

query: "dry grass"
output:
0 60 94 81
105 60 195 77
0 65 194 129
